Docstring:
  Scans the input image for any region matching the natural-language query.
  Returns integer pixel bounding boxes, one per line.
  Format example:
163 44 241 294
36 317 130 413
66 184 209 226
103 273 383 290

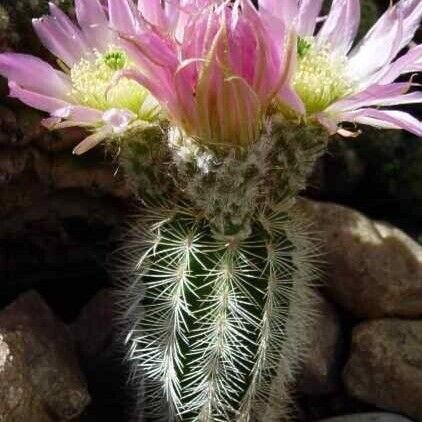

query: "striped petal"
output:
8 82 70 114
259 0 298 25
108 0 139 34
138 0 167 29
376 44 422 84
328 83 414 112
296 0 323 36
75 0 112 50
33 13 88 66
340 108 422 137
316 0 360 56
52 105 103 122
347 6 404 82
0 53 71 99
397 0 422 52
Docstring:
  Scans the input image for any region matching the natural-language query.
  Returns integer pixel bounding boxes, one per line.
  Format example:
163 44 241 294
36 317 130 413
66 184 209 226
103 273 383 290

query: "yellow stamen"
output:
70 48 159 121
294 38 354 114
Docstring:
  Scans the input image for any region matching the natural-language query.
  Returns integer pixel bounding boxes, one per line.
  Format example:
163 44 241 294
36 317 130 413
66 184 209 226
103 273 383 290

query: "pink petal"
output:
328 82 413 112
236 0 289 105
75 0 112 50
181 7 220 62
228 4 265 94
120 31 178 69
8 81 70 114
174 59 199 126
279 85 305 114
52 105 103 122
0 53 71 99
259 0 298 25
340 108 422 137
32 14 87 66
352 0 422 83
138 0 167 29
316 0 360 55
117 37 177 111
195 50 223 140
369 91 422 107
226 10 257 86
108 0 139 34
112 68 176 114
275 31 305 114
397 0 422 52
102 108 136 134
48 2 90 51
376 44 422 84
347 6 403 82
219 76 261 145
296 0 324 36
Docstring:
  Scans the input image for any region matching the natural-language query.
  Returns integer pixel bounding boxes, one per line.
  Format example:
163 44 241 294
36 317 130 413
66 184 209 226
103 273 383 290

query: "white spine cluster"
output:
185 243 264 421
238 205 321 422
117 206 207 419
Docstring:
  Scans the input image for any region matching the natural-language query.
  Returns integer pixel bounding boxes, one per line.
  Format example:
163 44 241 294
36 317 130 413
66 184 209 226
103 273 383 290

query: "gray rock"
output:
70 289 114 360
343 319 422 421
300 200 422 318
0 291 90 421
298 295 343 395
317 413 413 422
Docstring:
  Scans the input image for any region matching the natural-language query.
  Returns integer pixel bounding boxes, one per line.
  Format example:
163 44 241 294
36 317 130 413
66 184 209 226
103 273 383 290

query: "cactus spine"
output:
117 118 326 421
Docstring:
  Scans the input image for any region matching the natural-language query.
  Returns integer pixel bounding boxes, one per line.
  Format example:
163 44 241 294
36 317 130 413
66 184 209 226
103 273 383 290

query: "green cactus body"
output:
117 120 326 421
121 203 318 421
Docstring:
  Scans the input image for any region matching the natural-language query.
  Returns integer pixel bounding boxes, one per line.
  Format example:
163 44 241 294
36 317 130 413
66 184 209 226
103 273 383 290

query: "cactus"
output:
116 121 325 421
1 0 421 421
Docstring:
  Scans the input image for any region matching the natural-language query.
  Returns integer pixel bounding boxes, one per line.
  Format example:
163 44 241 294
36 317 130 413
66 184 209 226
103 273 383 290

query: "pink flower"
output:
0 0 160 155
265 0 422 137
114 0 300 146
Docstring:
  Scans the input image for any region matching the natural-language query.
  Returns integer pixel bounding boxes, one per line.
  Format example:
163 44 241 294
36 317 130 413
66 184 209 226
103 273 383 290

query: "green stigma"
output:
69 48 160 122
297 37 312 58
104 50 127 70
293 40 354 114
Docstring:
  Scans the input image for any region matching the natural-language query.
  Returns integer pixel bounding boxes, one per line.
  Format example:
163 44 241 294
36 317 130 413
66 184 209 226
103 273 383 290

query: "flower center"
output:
293 38 353 114
70 48 159 121
104 50 127 71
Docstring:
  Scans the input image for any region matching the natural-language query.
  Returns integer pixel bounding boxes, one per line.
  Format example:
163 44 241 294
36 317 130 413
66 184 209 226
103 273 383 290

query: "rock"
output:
300 200 422 318
0 290 90 421
317 413 413 422
71 289 114 360
298 296 343 395
299 392 376 422
343 319 422 421
77 343 129 421
32 151 130 199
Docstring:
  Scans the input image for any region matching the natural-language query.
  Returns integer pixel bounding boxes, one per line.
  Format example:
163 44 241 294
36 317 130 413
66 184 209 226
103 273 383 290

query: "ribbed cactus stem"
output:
120 202 319 421
186 242 264 421
123 207 204 419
